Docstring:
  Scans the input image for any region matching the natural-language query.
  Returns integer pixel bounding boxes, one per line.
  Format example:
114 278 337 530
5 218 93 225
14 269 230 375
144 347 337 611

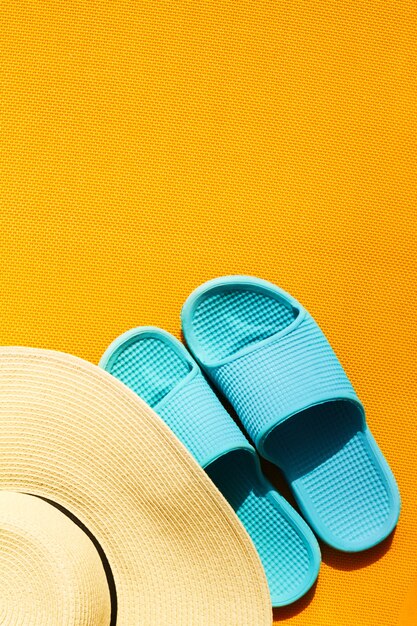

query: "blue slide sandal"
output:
100 326 321 606
181 276 401 552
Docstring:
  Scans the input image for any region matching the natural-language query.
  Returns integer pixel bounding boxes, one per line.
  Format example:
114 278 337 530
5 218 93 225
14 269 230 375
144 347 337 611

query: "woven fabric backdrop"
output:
0 2 416 625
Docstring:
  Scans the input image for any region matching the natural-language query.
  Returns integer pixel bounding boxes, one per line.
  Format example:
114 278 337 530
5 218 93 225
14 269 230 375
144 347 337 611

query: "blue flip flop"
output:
100 326 321 607
181 276 401 552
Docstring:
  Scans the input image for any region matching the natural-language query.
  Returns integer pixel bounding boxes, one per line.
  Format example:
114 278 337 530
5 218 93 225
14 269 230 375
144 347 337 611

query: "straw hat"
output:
0 347 271 625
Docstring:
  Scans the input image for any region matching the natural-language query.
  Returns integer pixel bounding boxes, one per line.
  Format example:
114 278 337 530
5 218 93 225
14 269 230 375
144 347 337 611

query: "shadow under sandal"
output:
100 326 321 607
181 275 401 553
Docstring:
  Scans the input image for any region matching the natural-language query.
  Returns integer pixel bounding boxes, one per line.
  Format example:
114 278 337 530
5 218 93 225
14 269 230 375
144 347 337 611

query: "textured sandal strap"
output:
156 369 253 469
209 312 363 454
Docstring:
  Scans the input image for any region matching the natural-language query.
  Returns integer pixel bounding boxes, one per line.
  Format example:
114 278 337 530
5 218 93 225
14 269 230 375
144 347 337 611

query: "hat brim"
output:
0 347 271 625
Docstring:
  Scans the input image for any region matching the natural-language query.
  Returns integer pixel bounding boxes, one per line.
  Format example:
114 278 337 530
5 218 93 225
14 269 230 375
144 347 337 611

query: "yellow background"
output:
0 2 416 624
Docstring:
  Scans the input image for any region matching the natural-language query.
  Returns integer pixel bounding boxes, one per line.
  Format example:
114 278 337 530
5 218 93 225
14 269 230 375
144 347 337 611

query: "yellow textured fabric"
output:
0 2 415 625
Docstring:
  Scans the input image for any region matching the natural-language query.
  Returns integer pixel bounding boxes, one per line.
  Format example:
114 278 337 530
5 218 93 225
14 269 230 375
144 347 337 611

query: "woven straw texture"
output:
0 491 111 626
0 1 415 624
0 348 271 625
